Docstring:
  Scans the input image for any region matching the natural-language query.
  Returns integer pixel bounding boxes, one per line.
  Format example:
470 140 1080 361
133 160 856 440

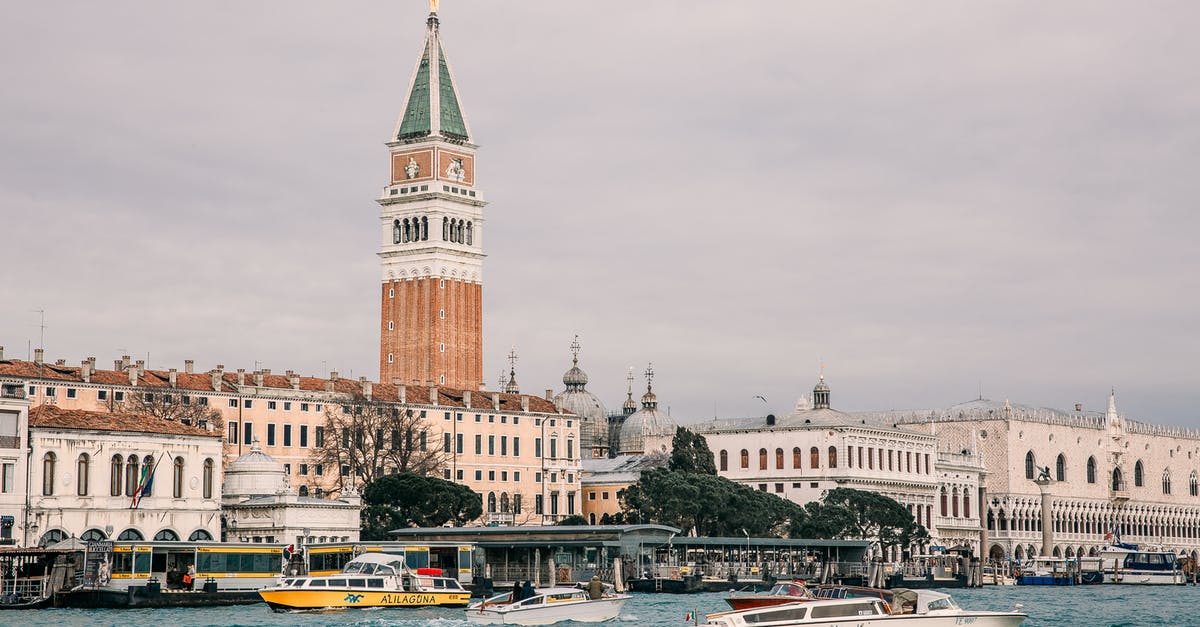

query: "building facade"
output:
26 405 224 547
379 6 484 391
0 384 30 545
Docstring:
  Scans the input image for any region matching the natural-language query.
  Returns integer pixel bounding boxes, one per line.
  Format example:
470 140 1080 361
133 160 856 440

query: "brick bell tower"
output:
379 3 484 390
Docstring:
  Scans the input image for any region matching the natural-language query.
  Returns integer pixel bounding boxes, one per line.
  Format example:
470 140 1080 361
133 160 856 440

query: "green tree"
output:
815 488 929 552
556 515 589 526
619 469 807 537
360 473 482 540
668 427 716 475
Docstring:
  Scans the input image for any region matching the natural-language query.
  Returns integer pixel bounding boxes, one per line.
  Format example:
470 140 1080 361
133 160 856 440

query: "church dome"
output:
554 338 608 455
618 367 676 456
222 439 289 502
563 364 589 388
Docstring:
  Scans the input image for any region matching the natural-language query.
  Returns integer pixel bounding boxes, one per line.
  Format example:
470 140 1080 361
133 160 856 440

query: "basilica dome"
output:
554 340 608 456
618 387 677 456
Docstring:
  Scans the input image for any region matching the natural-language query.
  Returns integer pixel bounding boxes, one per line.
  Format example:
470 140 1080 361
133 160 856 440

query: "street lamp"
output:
742 529 750 573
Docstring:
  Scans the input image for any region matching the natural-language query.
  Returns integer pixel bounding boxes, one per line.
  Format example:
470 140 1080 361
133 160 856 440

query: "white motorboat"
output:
466 586 630 625
1098 543 1185 585
701 590 1025 627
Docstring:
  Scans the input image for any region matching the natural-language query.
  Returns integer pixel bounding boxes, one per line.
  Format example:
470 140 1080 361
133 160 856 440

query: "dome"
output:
618 405 677 456
222 439 289 502
554 340 608 454
563 365 589 388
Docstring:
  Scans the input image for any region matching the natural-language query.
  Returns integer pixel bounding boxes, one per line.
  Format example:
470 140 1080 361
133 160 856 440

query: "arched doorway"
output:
1052 546 1062 558
1014 545 1025 561
989 544 1006 561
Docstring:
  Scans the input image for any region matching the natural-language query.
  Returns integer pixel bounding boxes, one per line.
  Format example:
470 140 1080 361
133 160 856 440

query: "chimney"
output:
430 386 438 405
520 396 530 413
184 359 194 374
0 346 4 360
114 359 123 372
766 414 776 426
330 371 339 381
135 359 145 375
33 348 44 365
360 377 373 399
324 379 334 392
286 369 294 377
398 385 406 404
168 368 178 388
212 365 225 391
545 389 553 400
237 369 246 386
463 390 472 408
80 359 92 383
55 359 66 366
289 374 300 391
254 371 264 387
553 396 563 412
492 393 500 410
262 368 271 376
121 355 131 371
1075 403 1083 412
128 365 138 386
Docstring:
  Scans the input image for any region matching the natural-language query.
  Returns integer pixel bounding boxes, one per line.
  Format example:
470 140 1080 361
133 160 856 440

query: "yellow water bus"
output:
258 551 472 611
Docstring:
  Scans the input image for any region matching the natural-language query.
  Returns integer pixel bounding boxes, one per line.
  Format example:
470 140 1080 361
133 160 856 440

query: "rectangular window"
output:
244 400 253 409
549 438 558 459
98 390 108 401
535 494 544 515
500 436 508 456
514 471 520 482
198 397 208 406
314 426 325 447
114 391 124 401
229 398 238 408
267 424 277 446
501 471 508 481
513 437 520 457
602 491 610 500
488 470 495 481
45 387 56 398
283 424 292 447
301 403 309 411
550 492 559 515
474 414 481 423
299 464 309 476
1 463 13 493
535 472 542 482
443 433 451 453
66 388 77 399
589 491 597 501
315 464 324 476
535 438 542 458
284 402 291 411
775 483 784 493
299 425 308 448
474 470 482 481
474 434 482 455
244 422 253 444
566 439 574 460
228 421 239 444
268 401 277 410
341 465 350 477
488 435 495 455
444 469 451 480
456 433 463 454
456 469 464 481
283 463 291 475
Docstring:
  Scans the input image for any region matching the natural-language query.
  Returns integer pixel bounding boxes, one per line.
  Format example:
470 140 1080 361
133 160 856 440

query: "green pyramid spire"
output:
395 12 471 142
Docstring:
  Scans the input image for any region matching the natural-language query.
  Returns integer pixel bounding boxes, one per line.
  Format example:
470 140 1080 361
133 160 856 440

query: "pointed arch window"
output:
1135 460 1144 487
792 447 802 469
1112 466 1124 491
466 221 473 245
740 449 749 469
500 492 510 513
1025 451 1036 480
775 448 784 470
828 446 838 469
1087 456 1097 484
758 448 767 471
172 457 184 499
940 487 948 517
1162 470 1172 495
110 455 123 496
963 491 971 518
719 450 728 472
952 488 959 517
203 458 214 500
1191 471 1198 497
76 453 90 496
1056 454 1066 482
810 447 820 469
421 216 429 240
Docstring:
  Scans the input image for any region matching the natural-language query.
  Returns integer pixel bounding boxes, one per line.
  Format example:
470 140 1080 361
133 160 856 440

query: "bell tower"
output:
379 3 484 390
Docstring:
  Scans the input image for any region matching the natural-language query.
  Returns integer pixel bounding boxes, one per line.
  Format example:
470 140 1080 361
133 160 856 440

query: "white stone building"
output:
222 440 361 546
869 393 1200 562
0 384 31 545
26 405 224 547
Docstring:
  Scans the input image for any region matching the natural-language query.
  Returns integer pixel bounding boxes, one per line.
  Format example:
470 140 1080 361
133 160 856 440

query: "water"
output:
8 587 1200 627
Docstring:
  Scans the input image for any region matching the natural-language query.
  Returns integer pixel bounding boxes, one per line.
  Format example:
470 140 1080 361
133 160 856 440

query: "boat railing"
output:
0 576 48 600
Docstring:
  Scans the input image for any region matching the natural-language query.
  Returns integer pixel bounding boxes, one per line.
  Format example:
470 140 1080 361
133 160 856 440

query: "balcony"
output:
0 385 26 399
1111 488 1130 501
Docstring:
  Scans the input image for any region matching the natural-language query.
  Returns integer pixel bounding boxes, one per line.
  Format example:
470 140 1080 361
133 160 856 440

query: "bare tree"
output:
309 394 447 490
107 389 228 455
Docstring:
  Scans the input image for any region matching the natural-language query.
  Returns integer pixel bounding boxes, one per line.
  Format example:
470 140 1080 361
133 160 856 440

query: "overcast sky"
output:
2 1 1198 427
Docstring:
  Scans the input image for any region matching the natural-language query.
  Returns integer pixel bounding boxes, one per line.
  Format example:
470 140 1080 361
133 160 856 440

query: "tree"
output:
110 388 224 427
556 515 588 526
619 469 807 537
668 427 716 475
360 473 482 539
310 394 446 489
810 488 929 552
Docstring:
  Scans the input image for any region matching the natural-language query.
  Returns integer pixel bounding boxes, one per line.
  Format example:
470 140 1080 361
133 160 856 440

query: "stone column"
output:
1035 475 1054 557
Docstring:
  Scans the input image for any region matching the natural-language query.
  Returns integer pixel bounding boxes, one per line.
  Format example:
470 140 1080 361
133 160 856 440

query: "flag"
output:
130 454 162 509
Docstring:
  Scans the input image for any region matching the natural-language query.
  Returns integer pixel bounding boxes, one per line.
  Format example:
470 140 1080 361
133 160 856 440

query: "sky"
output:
1 1 1198 427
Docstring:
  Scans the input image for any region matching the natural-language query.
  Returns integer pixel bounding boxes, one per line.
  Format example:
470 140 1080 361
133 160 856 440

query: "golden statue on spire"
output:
430 0 439 13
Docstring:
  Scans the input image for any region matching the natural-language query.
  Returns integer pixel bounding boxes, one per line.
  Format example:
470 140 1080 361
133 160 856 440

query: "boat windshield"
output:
770 583 807 597
926 597 959 611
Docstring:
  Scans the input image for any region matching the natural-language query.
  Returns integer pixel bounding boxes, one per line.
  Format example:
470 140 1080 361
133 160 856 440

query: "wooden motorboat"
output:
466 586 630 625
725 580 812 610
702 590 1026 627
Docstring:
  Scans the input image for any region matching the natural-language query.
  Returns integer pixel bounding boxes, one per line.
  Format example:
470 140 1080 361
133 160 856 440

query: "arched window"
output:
1163 470 1172 495
1025 451 1035 480
740 449 749 469
442 216 449 240
42 452 55 496
1056 454 1066 482
1087 457 1097 484
143 455 154 495
393 219 401 244
775 448 784 470
38 529 66 547
952 489 959 517
1112 467 1124 491
202 458 214 499
792 447 802 469
719 450 728 472
466 221 473 245
153 529 180 541
110 455 123 496
500 492 510 513
513 494 522 514
189 529 214 541
758 448 768 471
810 447 820 469
1135 460 1144 487
117 528 144 541
125 455 139 496
963 491 971 518
76 453 90 496
80 528 107 541
1191 471 1198 497
487 492 497 513
828 446 838 469
420 216 428 241
298 485 309 497
458 220 465 243
940 488 948 517
172 457 184 499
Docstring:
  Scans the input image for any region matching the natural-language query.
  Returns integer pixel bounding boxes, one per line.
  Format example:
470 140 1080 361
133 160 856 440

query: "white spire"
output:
1107 389 1120 427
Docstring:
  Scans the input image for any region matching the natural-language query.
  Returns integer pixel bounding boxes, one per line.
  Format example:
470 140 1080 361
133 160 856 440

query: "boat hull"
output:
466 596 628 625
259 588 471 611
726 597 809 611
703 612 1026 627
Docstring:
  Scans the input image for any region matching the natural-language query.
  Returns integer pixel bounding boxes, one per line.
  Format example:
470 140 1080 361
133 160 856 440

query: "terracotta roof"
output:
0 359 563 414
29 405 220 438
